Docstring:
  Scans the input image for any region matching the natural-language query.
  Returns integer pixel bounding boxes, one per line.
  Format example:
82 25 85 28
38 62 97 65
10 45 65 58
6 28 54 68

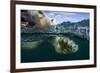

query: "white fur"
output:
28 11 51 30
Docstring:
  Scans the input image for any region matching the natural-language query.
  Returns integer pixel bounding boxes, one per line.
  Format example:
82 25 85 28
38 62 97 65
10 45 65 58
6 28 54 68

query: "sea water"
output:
21 33 89 63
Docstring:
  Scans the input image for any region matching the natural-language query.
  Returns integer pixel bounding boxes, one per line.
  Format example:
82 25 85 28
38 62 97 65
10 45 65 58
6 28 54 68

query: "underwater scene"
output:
21 10 90 63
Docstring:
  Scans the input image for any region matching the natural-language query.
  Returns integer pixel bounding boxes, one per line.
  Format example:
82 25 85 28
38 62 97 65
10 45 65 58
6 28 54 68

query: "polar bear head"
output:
28 10 52 31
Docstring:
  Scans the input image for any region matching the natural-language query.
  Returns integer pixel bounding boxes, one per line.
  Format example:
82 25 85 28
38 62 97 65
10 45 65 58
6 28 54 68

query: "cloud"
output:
44 11 89 24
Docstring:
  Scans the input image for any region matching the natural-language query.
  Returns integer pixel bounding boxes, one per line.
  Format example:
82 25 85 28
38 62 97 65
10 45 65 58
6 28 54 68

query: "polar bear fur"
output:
22 36 79 54
28 10 51 30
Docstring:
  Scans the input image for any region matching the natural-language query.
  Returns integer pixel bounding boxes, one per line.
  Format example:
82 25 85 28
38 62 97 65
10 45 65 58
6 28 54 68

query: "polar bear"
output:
21 10 55 31
27 10 52 30
22 36 79 54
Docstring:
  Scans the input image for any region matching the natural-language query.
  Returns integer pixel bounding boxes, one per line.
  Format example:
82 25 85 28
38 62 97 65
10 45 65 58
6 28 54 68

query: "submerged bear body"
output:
21 36 79 54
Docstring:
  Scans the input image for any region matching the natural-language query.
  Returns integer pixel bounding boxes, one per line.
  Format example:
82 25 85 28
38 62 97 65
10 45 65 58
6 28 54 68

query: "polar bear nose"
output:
51 19 54 22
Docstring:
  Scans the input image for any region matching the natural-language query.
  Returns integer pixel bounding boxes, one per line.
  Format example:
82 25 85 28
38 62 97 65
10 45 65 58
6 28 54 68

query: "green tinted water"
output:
21 34 89 63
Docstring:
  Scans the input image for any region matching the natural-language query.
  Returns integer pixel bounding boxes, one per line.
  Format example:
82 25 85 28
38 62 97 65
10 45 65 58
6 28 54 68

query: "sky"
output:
43 11 89 25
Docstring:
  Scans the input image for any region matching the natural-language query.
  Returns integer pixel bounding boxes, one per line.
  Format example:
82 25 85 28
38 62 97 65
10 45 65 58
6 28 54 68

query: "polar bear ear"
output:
38 11 45 16
38 11 43 14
